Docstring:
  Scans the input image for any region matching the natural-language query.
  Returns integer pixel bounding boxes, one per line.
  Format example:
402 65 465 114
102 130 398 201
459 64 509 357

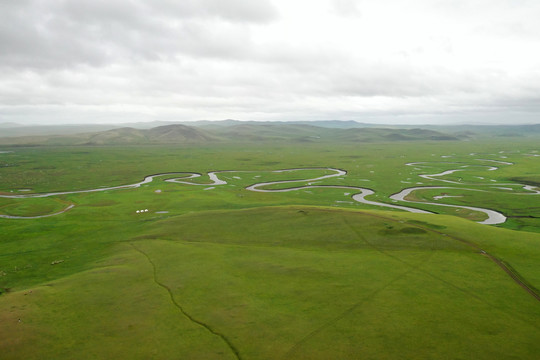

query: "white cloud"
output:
0 0 539 125
331 0 362 17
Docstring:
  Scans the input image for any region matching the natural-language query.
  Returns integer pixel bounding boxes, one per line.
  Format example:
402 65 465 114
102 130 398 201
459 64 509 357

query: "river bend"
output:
2 163 539 225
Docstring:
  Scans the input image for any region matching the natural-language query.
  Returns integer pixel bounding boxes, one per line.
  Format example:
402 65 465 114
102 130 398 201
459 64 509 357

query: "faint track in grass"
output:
283 211 540 357
282 265 420 359
130 242 242 360
398 218 540 303
282 216 437 359
483 253 540 301
357 210 540 304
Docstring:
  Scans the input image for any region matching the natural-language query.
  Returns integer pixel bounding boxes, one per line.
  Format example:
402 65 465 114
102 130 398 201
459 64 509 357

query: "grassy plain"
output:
1 138 539 359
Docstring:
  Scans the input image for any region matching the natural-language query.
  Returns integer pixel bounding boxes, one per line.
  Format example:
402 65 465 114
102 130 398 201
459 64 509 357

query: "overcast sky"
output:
1 0 539 125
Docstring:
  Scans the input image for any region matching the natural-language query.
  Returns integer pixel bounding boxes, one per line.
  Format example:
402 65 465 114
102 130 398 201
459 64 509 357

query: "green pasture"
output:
1 138 539 359
0 197 70 217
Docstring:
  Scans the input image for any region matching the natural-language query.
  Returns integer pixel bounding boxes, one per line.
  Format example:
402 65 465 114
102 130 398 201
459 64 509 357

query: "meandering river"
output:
1 162 539 224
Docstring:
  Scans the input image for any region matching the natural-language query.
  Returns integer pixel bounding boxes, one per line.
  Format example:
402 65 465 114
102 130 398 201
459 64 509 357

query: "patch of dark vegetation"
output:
406 220 447 230
401 227 427 234
85 200 119 207
257 161 280 166
2 144 40 147
509 176 540 187
379 226 427 236
32 165 56 170
0 287 11 295
130 234 159 241
453 131 476 139
293 137 315 143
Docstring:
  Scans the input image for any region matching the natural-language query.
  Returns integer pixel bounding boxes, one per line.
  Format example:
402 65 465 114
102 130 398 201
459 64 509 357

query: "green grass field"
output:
1 138 539 359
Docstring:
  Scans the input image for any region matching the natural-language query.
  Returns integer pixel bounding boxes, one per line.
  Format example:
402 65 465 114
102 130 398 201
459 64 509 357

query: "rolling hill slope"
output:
0 124 218 146
0 121 518 146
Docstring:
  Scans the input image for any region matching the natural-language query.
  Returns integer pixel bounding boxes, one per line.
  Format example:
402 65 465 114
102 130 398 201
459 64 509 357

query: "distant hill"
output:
0 122 23 128
214 123 329 141
3 120 539 139
147 124 216 142
83 124 216 145
1 121 538 146
0 124 218 146
0 124 120 137
411 124 540 137
193 120 366 129
188 119 366 130
333 127 461 142
84 127 148 145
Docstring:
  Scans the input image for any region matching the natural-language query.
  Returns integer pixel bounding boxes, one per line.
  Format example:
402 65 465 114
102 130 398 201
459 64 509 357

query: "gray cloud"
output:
0 0 539 125
0 0 276 69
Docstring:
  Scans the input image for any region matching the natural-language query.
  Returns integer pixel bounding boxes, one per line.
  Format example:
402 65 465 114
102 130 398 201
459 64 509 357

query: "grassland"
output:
1 137 539 359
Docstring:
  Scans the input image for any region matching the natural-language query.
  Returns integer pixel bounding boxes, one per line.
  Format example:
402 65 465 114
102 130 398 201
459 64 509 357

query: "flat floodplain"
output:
1 139 539 359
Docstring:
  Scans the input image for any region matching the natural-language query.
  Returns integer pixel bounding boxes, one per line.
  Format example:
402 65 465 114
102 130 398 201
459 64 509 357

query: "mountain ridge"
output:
0 123 474 146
